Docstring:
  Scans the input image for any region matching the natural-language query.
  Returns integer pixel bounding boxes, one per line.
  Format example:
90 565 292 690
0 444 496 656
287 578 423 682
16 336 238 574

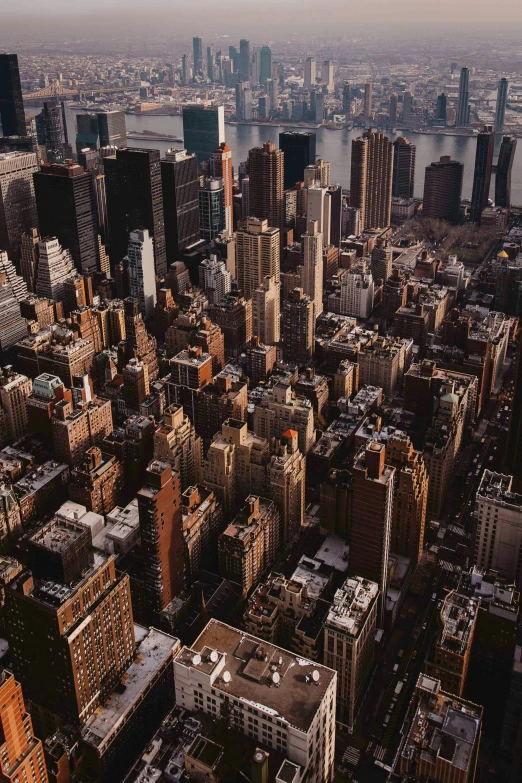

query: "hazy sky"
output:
2 0 522 38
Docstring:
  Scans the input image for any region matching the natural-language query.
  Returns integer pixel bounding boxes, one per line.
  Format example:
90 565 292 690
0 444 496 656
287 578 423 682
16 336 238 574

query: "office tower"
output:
0 367 31 441
456 66 470 127
182 104 225 166
6 530 135 729
206 46 214 82
19 229 39 293
0 672 49 783
210 142 233 235
252 275 280 345
314 91 325 123
0 264 27 352
257 46 271 86
282 288 315 365
343 82 352 115
35 237 76 302
422 156 463 224
436 92 447 122
239 39 251 82
236 217 280 299
104 148 167 277
279 131 316 190
96 109 126 147
219 495 280 593
199 177 224 242
397 675 482 783
235 80 253 120
495 135 517 209
370 237 392 283
302 219 323 318
363 81 373 117
350 443 395 622
192 36 204 74
181 54 189 85
389 93 398 125
392 136 416 199
340 261 374 318
126 229 156 320
248 141 284 230
0 151 38 262
324 576 378 732
174 619 336 783
350 129 393 230
495 77 509 133
506 337 522 487
267 77 279 113
69 447 123 514
386 432 428 564
304 56 316 89
0 54 26 138
52 395 113 465
402 91 413 125
322 60 334 92
34 161 100 275
209 295 252 358
470 125 494 224
35 100 67 160
138 460 184 614
161 148 201 264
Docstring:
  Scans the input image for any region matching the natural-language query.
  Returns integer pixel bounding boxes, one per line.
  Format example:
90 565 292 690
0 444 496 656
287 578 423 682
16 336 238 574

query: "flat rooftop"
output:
81 627 177 750
177 619 336 733
326 576 379 637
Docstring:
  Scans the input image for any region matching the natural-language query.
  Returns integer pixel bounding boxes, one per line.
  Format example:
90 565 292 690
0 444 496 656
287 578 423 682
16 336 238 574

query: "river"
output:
29 107 522 203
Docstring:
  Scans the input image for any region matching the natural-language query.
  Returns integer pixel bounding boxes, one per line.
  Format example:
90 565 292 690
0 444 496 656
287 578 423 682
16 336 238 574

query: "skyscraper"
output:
435 93 447 123
363 82 373 118
304 57 316 89
422 156 463 224
0 150 38 262
236 217 280 300
343 82 352 115
235 81 253 120
495 78 509 133
279 131 317 190
137 460 184 614
96 110 127 147
104 148 167 277
350 443 395 623
35 237 77 303
33 161 100 275
505 337 522 489
35 100 68 161
161 148 201 263
192 37 204 74
389 94 398 125
259 45 272 85
282 288 315 365
182 105 225 165
302 219 323 319
199 177 224 242
456 67 470 127
0 53 26 138
470 125 494 224
127 229 157 320
350 128 393 230
248 141 284 230
322 60 334 93
496 135 517 210
210 142 233 235
0 672 49 783
206 46 214 82
239 39 251 82
392 136 416 199
402 91 413 125
253 275 280 345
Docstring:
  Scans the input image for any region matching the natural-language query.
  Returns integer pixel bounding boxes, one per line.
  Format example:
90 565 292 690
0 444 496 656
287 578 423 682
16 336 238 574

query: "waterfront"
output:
31 107 522 203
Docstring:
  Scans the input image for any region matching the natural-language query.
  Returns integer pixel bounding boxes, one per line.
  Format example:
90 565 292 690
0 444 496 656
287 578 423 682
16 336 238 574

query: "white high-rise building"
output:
35 237 77 303
0 250 28 303
253 274 280 345
304 57 316 89
301 220 323 319
322 60 335 93
0 152 39 263
340 261 375 319
0 252 28 351
267 78 279 113
475 471 522 588
307 186 330 245
127 229 156 320
199 255 231 305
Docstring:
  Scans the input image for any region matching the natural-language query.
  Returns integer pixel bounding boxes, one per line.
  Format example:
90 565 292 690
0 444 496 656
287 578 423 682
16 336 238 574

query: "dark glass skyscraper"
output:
161 149 201 263
392 136 416 199
495 135 517 210
182 105 225 165
455 67 470 127
239 39 251 82
422 156 463 224
495 78 509 134
279 131 317 190
0 53 26 138
435 93 447 123
104 148 167 277
259 46 272 85
33 161 101 276
343 83 352 115
470 125 494 224
97 110 126 148
192 37 203 74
